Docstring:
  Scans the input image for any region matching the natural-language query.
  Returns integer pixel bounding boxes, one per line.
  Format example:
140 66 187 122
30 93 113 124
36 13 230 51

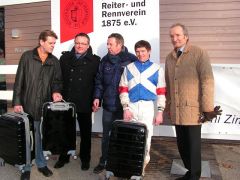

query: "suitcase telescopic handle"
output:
40 117 43 139
30 130 34 151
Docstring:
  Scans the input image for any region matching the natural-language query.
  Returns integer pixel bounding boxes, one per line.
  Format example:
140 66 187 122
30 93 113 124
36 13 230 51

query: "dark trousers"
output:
0 82 7 115
175 125 202 180
59 112 92 163
77 112 92 163
99 109 123 165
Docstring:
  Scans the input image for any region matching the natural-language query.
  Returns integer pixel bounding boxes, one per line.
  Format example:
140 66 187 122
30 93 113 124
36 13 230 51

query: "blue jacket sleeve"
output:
93 60 104 100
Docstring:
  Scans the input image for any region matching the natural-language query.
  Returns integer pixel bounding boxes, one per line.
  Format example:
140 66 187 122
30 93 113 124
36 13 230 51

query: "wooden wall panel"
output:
160 0 240 64
4 1 51 66
4 1 51 90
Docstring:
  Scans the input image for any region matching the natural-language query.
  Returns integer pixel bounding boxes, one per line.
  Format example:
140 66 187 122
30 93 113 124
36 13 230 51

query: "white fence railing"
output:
0 65 17 100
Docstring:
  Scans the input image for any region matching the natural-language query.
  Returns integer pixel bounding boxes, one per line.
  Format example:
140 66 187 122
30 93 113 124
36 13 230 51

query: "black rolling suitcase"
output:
106 120 147 180
0 112 34 171
40 101 77 159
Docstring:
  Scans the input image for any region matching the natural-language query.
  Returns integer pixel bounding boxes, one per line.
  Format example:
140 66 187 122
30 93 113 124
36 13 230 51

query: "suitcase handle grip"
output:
5 112 28 118
50 103 70 111
49 99 70 111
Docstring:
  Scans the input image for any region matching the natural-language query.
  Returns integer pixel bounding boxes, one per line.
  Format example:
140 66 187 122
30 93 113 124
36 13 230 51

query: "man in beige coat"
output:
165 23 221 180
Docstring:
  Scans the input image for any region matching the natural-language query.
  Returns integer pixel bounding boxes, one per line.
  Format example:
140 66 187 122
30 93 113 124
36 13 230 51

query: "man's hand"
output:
52 92 62 102
14 105 23 113
201 106 222 123
154 112 163 125
123 109 133 122
92 99 100 112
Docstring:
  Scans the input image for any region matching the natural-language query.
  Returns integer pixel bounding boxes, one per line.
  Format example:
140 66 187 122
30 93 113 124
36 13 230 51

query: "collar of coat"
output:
172 43 191 58
64 45 94 61
33 47 55 65
106 46 129 64
60 46 96 67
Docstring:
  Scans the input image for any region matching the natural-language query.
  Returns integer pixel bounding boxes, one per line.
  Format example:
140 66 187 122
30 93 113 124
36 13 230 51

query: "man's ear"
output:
39 39 44 46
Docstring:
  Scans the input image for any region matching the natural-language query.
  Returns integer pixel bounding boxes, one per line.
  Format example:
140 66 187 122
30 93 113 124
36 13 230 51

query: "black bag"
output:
40 101 77 158
0 112 34 170
106 120 147 179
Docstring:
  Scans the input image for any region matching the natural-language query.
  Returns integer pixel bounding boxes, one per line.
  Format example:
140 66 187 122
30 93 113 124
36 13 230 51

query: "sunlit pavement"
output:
0 135 239 180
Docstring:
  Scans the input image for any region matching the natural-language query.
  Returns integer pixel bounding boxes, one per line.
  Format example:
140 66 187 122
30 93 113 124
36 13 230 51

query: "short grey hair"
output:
170 23 189 37
108 33 124 46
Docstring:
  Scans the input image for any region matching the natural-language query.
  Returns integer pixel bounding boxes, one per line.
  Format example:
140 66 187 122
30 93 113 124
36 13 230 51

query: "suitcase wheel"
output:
0 161 5 167
130 176 144 180
105 171 113 179
0 158 5 166
73 155 78 160
67 150 76 157
43 151 52 161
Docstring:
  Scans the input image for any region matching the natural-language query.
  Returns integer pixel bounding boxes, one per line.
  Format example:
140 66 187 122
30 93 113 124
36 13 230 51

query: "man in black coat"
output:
54 33 100 170
13 30 63 180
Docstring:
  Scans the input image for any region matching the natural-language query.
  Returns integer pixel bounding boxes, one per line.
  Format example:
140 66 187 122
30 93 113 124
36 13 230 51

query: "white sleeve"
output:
156 67 166 111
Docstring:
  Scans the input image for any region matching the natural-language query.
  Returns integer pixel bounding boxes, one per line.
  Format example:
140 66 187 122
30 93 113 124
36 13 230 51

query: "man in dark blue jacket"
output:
92 33 138 174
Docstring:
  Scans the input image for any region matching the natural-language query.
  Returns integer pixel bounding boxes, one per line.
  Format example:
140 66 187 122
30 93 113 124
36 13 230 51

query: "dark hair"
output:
134 40 151 51
75 32 90 44
170 23 189 37
108 33 124 46
38 30 58 42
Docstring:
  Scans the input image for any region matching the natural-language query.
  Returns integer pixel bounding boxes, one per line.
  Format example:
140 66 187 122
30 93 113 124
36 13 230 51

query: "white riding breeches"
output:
129 100 154 167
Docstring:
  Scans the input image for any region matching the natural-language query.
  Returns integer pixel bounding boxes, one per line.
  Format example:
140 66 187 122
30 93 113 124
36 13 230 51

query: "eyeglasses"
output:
75 42 89 46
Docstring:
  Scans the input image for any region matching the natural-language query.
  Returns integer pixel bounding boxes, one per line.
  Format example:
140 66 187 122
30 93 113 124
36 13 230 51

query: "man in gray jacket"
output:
13 30 62 180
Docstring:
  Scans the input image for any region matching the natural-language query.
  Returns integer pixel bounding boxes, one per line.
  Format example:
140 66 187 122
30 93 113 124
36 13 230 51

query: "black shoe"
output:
54 159 69 169
175 171 190 180
81 162 90 170
175 176 187 180
20 171 30 180
93 164 105 174
38 166 53 177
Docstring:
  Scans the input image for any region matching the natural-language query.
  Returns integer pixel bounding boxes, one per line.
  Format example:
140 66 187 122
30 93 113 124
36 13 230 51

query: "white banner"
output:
51 0 160 63
212 65 240 125
200 65 240 140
